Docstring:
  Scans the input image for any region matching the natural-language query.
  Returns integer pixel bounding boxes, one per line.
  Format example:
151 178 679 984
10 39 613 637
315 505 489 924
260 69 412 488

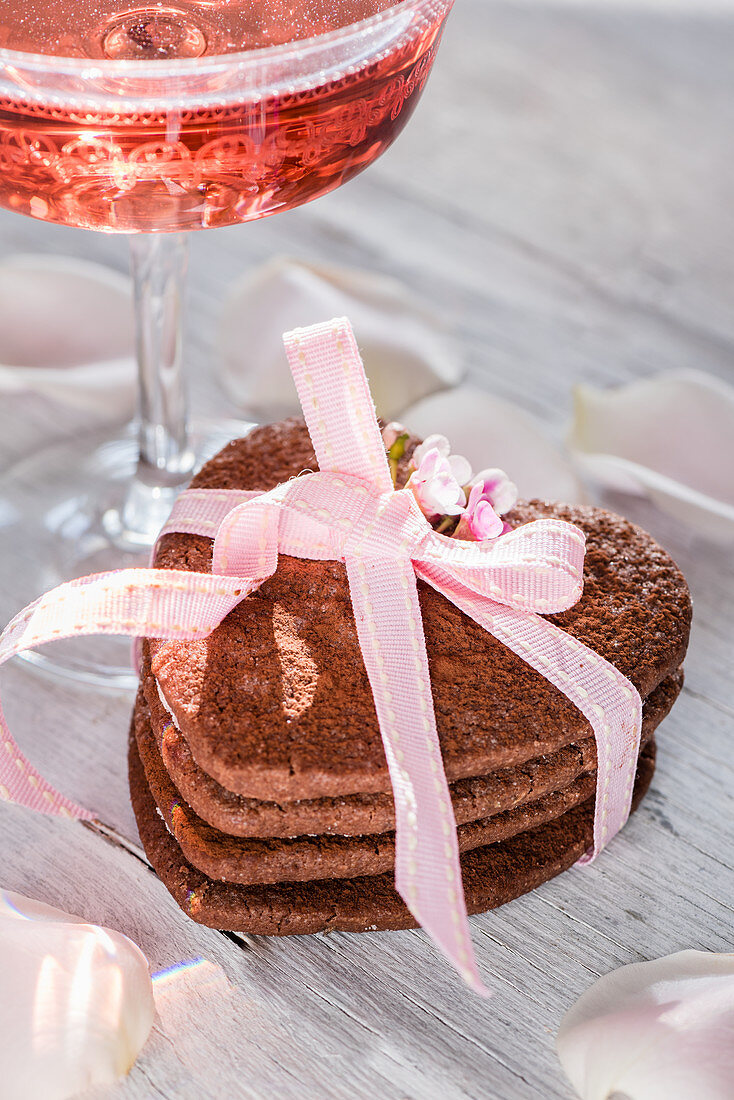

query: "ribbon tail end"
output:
407 897 491 997
427 929 491 998
465 971 492 999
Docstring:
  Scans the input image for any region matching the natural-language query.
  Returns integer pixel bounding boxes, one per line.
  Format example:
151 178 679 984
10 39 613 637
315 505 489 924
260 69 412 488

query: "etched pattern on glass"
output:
0 46 436 231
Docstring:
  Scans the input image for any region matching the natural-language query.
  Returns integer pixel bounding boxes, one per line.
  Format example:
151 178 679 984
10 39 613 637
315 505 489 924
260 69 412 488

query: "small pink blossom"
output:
469 468 518 516
454 468 517 541
454 483 504 540
412 434 473 487
407 447 467 521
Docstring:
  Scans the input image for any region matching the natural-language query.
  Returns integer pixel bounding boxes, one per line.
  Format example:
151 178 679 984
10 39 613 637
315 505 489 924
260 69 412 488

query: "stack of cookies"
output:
129 420 691 935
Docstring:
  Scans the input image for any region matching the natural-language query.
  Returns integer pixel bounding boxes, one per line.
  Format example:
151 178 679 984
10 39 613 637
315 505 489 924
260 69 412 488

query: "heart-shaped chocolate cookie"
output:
130 418 691 934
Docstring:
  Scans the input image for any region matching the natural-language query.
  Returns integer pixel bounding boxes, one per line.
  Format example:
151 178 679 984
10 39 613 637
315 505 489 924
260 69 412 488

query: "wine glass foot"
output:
0 417 254 690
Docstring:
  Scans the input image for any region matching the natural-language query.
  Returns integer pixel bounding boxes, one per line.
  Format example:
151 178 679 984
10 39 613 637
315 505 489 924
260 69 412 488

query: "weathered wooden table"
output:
1 1 732 1096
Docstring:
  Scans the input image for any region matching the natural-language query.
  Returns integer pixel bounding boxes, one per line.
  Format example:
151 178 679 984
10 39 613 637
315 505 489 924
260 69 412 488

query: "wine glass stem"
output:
131 232 192 482
114 233 195 548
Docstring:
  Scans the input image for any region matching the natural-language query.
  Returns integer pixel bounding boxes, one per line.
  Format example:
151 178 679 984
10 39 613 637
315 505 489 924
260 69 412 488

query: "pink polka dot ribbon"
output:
0 317 642 994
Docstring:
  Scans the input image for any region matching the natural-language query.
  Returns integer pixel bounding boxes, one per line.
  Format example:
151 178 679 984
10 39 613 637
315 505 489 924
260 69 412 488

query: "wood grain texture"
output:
0 1 732 1097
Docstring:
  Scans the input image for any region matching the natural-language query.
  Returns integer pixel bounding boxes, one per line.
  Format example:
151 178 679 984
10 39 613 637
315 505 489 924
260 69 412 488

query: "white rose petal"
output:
0 890 155 1100
218 258 462 421
0 255 135 460
557 950 734 1100
569 370 734 543
402 386 584 504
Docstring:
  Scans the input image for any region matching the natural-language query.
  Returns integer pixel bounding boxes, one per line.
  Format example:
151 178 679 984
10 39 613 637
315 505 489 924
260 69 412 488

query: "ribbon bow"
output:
0 318 642 994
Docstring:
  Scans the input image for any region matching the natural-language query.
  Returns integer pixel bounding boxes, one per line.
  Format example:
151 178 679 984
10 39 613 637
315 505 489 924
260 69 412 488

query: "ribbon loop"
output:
158 488 262 543
212 500 280 580
0 569 258 821
416 518 586 614
284 319 393 494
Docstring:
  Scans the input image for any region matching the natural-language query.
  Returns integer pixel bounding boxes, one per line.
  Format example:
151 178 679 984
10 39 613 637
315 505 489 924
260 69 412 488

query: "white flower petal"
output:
218 258 462 421
569 370 734 543
412 434 451 468
0 890 154 1100
557 950 734 1100
471 467 519 516
447 453 473 486
408 458 466 518
402 386 584 504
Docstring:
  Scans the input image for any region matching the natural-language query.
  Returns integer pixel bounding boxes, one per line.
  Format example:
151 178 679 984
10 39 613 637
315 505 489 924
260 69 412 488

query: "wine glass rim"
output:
0 0 452 78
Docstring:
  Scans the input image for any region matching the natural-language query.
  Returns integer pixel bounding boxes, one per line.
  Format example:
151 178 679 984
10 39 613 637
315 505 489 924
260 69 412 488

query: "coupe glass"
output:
0 0 454 686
